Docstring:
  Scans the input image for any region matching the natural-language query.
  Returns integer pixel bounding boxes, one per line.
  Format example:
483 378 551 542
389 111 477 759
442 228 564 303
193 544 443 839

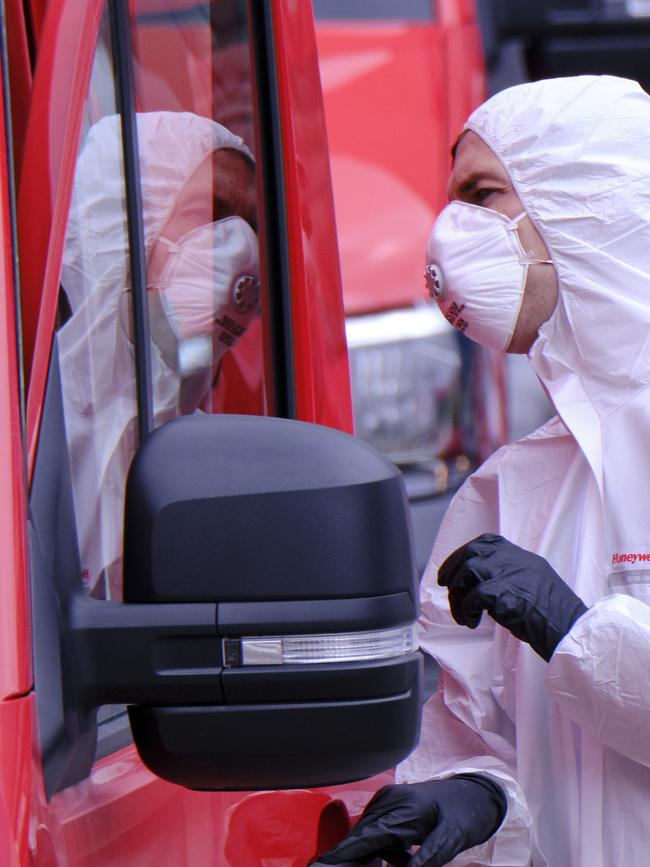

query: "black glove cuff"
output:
566 599 588 635
546 599 589 661
452 773 507 840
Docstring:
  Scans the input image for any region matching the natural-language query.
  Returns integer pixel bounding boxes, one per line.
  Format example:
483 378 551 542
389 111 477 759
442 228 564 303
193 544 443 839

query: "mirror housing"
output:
122 414 422 789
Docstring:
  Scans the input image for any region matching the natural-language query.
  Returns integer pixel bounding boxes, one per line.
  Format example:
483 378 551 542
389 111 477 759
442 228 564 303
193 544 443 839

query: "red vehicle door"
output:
3 0 402 863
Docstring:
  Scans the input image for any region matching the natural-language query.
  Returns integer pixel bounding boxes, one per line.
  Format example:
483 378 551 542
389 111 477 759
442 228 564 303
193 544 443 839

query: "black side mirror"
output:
120 414 422 789
31 349 422 797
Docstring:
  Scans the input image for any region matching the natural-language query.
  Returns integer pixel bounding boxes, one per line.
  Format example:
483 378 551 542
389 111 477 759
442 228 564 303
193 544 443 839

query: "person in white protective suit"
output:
58 111 260 599
318 75 650 867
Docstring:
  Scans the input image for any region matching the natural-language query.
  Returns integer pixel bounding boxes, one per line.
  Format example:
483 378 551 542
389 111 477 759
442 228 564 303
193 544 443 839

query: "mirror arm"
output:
65 593 223 710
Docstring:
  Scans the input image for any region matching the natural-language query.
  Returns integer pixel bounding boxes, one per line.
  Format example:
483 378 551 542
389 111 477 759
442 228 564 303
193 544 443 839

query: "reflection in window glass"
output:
56 1 267 604
57 4 137 601
131 0 266 424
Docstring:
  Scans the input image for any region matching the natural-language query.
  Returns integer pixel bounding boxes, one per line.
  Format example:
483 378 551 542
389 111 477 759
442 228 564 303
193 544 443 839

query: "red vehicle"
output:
3 0 423 863
0 0 490 864
315 0 507 572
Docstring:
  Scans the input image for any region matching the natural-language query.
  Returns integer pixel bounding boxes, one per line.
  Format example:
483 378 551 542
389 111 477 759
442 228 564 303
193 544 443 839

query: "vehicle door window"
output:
28 0 280 786
56 0 269 607
56 4 137 602
131 0 265 422
313 0 435 20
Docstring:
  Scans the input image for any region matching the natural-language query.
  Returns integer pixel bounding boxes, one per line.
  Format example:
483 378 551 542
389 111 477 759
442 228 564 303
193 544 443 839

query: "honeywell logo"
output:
612 552 650 565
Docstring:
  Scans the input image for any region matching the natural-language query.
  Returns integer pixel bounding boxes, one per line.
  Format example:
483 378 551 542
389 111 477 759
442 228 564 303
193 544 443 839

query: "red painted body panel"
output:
272 0 353 432
39 745 393 866
6 0 32 178
0 696 33 866
0 17 34 863
8 0 388 862
25 0 47 49
0 49 30 702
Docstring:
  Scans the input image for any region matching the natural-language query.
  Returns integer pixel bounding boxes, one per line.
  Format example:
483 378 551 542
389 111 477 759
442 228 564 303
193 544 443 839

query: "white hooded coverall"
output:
397 76 650 866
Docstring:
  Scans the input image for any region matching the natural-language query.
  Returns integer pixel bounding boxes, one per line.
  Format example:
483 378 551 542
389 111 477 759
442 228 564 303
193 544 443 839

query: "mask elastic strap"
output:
507 210 528 228
156 235 182 254
507 212 553 266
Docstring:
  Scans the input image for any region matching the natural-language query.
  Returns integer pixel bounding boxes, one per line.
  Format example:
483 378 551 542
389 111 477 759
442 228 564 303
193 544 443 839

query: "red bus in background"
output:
315 0 507 573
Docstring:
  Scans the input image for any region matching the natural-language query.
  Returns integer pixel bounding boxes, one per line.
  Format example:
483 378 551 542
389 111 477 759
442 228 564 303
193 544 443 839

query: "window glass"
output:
41 0 270 761
56 4 137 601
131 0 266 425
55 1 268 604
313 0 434 20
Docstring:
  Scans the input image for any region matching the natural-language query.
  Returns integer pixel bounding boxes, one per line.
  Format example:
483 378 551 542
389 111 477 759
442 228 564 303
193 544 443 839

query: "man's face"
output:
447 131 557 354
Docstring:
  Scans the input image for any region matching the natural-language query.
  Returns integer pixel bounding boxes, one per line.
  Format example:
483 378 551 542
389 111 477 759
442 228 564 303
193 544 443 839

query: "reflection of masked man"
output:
58 111 258 599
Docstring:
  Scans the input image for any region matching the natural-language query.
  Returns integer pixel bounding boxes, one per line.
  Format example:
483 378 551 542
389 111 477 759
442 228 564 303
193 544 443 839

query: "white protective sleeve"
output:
396 696 535 866
546 593 650 769
396 585 536 866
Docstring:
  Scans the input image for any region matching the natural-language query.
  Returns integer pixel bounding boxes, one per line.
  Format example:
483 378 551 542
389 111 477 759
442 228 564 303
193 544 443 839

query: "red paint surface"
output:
272 0 353 432
5 0 32 178
0 697 33 866
318 23 446 315
24 0 48 51
0 55 30 701
10 1 413 861
317 6 485 315
40 744 392 865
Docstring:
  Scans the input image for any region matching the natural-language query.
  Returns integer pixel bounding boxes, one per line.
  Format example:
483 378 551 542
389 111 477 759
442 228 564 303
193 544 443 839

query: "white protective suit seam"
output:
547 600 625 741
597 375 650 421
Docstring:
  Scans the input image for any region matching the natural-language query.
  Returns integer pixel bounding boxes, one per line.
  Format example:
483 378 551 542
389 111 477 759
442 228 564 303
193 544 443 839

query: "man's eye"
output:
475 188 495 202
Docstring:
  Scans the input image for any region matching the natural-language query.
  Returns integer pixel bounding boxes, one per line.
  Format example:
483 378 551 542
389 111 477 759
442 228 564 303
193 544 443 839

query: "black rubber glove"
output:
313 776 507 867
438 533 588 662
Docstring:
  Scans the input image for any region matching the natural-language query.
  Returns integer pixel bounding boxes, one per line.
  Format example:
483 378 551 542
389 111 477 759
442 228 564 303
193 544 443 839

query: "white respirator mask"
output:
424 201 552 351
148 214 259 375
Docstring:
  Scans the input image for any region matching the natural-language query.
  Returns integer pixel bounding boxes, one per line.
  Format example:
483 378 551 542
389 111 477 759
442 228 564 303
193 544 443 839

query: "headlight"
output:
345 303 461 464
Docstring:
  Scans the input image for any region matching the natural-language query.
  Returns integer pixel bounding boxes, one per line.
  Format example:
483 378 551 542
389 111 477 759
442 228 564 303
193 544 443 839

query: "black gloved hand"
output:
438 533 588 662
314 776 506 867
